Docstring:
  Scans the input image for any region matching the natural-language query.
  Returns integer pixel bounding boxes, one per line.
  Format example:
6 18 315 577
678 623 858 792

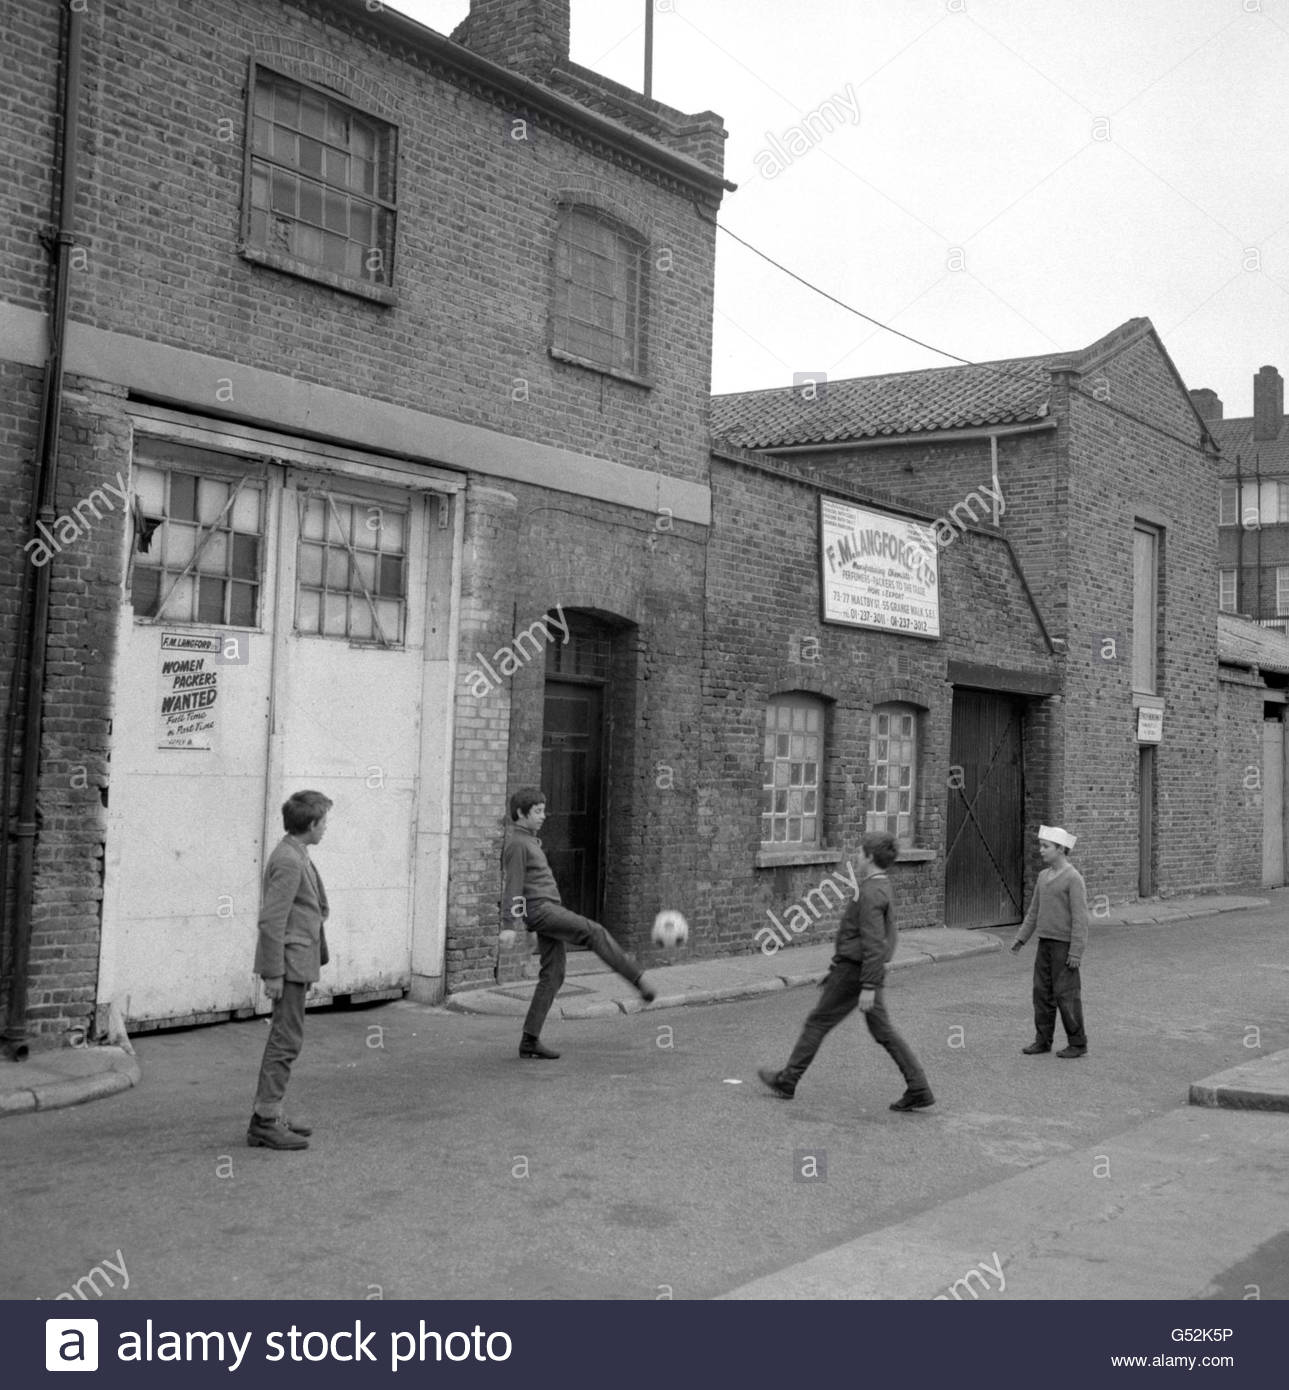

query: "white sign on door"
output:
157 632 221 749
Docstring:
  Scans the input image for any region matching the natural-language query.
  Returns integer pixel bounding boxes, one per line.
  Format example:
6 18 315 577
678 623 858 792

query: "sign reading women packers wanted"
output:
819 497 940 638
157 632 220 749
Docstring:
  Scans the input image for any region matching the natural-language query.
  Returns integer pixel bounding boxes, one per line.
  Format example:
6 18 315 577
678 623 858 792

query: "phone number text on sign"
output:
819 496 940 638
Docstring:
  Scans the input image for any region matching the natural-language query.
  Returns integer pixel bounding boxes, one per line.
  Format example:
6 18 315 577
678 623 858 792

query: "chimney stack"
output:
1189 388 1223 422
1254 365 1285 441
451 0 571 79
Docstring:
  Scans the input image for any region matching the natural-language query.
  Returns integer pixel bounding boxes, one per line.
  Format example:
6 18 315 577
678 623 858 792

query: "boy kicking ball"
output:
758 831 934 1112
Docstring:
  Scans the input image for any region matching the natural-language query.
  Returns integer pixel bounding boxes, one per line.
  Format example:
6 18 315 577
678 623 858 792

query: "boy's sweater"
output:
500 823 560 929
1014 860 1089 965
834 871 896 989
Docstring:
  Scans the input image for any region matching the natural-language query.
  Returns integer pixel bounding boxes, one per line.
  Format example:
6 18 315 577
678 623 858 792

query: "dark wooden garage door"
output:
945 690 1025 928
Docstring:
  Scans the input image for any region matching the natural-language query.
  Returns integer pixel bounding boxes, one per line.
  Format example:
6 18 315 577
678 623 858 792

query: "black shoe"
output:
1056 1045 1087 1059
635 975 657 1004
757 1066 795 1099
1021 1041 1051 1055
519 1034 560 1060
890 1088 936 1112
247 1115 309 1150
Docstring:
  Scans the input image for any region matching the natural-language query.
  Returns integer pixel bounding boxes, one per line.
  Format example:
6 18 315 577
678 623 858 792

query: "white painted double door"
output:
100 445 435 1026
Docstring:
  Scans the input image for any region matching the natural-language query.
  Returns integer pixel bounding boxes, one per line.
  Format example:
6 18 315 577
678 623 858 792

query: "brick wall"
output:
447 478 705 988
0 0 720 487
698 453 1056 952
770 329 1220 905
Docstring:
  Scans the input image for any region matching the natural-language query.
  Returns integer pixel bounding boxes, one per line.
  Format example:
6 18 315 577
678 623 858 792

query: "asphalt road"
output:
3 900 1287 1301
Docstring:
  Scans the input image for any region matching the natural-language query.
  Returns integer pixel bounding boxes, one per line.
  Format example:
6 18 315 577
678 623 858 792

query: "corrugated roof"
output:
711 356 1057 449
1218 612 1289 674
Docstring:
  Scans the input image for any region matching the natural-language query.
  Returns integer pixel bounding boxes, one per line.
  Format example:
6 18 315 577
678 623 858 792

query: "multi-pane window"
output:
131 464 263 626
1225 480 1289 527
1219 569 1237 613
866 706 916 845
761 697 823 847
247 68 396 286
551 207 646 376
296 493 406 645
1277 568 1289 618
1219 483 1236 526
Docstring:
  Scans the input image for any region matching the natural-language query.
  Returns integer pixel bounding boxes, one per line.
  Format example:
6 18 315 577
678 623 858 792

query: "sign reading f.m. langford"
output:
157 632 220 749
820 496 940 638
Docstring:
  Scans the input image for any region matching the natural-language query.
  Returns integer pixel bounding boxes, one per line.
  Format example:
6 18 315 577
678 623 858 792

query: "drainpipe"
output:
1 1 84 1061
990 434 1001 525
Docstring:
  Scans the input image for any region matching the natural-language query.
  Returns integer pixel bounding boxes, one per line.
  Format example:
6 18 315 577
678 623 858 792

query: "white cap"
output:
1037 824 1076 850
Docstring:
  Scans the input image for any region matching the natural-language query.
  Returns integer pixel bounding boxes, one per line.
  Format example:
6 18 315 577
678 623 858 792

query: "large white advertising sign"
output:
820 497 940 638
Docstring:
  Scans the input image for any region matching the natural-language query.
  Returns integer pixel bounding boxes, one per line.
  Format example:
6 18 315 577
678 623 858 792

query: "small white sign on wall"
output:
1136 706 1163 744
157 632 220 749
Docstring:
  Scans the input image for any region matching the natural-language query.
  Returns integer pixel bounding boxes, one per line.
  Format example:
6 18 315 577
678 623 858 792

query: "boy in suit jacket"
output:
248 789 333 1151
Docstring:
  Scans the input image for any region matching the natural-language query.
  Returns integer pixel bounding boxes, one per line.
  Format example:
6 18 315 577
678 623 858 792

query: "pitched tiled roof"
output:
1211 416 1289 478
1218 612 1289 674
711 356 1059 449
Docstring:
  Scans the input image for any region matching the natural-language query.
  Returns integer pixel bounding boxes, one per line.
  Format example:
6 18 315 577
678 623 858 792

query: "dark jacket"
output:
833 871 896 989
253 836 329 983
500 823 561 930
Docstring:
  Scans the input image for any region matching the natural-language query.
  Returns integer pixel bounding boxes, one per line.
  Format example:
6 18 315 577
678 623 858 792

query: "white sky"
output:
394 1 1288 417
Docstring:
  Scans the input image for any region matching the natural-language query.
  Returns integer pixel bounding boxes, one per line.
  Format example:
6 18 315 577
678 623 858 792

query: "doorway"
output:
945 689 1025 928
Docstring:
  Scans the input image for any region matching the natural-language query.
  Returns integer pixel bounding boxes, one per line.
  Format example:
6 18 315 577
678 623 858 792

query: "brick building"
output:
711 318 1222 919
1195 366 1289 628
0 0 729 1045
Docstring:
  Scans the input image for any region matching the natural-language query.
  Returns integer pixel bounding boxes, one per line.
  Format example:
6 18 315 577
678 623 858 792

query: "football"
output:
651 908 689 949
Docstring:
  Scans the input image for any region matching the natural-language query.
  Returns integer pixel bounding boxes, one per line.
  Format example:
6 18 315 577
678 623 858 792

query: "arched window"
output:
761 695 824 848
867 704 917 846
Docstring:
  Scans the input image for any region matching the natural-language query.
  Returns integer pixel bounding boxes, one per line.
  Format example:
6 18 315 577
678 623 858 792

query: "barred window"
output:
866 705 916 846
296 493 406 645
131 463 263 627
247 67 396 287
1219 483 1236 527
551 207 646 377
761 696 823 847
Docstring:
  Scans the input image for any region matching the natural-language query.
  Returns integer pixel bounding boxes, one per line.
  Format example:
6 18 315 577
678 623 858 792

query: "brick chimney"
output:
1189 387 1223 422
451 0 571 78
1254 365 1285 441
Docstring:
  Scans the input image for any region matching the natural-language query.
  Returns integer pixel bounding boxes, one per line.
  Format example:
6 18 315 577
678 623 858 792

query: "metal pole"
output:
644 0 654 99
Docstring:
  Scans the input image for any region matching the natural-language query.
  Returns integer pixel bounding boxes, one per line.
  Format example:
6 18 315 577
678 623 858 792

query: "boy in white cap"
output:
1010 825 1088 1058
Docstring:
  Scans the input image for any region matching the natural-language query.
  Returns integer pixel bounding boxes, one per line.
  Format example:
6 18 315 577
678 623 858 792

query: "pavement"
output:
0 891 1279 1121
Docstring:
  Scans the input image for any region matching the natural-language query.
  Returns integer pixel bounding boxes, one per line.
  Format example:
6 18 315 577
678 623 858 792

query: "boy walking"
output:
247 789 333 1151
758 832 934 1111
1011 824 1088 1058
499 787 655 1059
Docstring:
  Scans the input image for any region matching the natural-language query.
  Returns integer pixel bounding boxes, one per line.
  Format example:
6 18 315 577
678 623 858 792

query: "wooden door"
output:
945 690 1025 927
1263 719 1284 888
540 680 604 919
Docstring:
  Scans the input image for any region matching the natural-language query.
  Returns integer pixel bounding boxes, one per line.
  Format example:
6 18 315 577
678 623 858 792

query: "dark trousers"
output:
252 980 307 1118
1032 937 1086 1048
523 902 642 1037
780 959 929 1092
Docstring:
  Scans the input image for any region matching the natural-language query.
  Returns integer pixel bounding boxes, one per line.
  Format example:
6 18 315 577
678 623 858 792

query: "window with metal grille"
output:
551 207 646 377
296 493 406 645
246 67 396 287
761 696 823 847
131 463 264 627
866 705 916 845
